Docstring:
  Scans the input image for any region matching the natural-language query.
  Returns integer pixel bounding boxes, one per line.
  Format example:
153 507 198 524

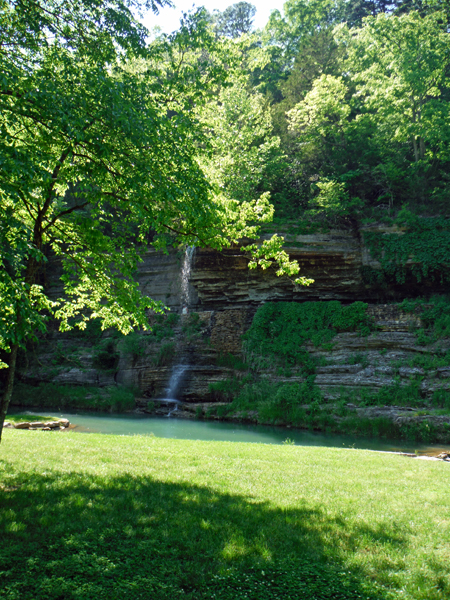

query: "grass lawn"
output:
0 430 449 600
4 414 60 424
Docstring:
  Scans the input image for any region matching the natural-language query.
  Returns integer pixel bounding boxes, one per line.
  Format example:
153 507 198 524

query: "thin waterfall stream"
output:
181 245 195 314
163 246 195 416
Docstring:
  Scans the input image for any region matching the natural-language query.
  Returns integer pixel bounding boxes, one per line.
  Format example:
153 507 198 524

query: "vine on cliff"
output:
243 300 374 373
400 295 450 344
364 211 450 285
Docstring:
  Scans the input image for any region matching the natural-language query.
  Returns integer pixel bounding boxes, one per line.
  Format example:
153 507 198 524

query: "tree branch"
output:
43 200 90 232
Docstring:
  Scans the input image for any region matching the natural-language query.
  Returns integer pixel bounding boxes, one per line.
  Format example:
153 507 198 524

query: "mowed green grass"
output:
4 413 59 424
0 430 449 600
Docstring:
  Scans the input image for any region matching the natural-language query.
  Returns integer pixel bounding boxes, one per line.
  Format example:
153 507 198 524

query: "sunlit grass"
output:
4 413 59 424
0 430 449 599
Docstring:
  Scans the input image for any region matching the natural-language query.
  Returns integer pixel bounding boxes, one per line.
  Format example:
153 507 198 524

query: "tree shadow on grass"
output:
0 469 405 600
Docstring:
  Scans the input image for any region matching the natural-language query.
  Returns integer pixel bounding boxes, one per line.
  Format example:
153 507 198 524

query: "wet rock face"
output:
209 310 250 354
115 310 248 402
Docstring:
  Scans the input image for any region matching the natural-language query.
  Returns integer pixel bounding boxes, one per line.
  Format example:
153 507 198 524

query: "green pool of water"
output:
10 410 447 454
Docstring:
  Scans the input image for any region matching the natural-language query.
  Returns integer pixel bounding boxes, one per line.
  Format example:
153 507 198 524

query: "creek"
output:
12 410 446 454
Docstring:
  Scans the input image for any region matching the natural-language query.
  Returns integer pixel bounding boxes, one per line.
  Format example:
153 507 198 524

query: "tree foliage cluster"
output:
0 0 307 437
193 0 450 224
207 1 257 37
256 0 450 220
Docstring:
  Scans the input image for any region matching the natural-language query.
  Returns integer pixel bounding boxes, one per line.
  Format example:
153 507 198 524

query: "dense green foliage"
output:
400 295 450 344
207 299 450 442
244 301 373 371
364 213 450 285
1 0 308 438
11 382 136 412
0 0 304 358
3 0 450 440
2 432 449 599
210 377 450 443
260 2 450 220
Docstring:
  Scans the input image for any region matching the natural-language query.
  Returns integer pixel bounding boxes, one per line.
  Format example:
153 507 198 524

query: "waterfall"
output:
162 354 190 417
165 364 189 400
163 245 195 416
180 245 195 314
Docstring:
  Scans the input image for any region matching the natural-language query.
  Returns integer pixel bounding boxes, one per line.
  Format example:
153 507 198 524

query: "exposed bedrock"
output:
42 225 449 314
12 225 450 432
191 227 449 309
15 304 450 409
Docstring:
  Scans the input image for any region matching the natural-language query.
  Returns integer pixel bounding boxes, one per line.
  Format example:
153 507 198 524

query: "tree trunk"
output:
412 137 419 163
0 344 18 443
419 137 425 161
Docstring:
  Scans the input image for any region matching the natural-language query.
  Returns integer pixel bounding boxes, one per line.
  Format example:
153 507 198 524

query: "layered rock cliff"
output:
11 225 450 441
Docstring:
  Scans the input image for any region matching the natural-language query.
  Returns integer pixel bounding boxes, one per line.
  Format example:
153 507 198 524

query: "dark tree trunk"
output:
0 344 18 443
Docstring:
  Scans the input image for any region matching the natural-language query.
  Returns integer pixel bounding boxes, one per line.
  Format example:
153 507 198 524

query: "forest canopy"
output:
206 0 450 222
259 0 450 220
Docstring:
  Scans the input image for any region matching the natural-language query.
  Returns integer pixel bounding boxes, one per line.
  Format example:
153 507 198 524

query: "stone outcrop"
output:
10 225 450 445
42 225 450 314
15 302 450 404
191 227 449 310
7 419 70 430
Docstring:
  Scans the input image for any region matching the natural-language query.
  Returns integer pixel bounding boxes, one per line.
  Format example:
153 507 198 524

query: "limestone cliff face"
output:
45 228 367 310
44 226 447 314
192 231 364 309
13 226 450 417
45 247 195 309
191 227 450 310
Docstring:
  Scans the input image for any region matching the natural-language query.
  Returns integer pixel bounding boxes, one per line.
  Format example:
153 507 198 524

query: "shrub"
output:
154 341 175 366
400 295 450 344
364 213 450 285
244 301 374 372
216 353 248 370
119 332 148 359
92 338 119 371
148 312 179 343
182 312 202 338
209 376 252 402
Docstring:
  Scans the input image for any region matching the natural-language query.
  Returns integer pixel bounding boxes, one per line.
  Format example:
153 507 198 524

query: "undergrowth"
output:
243 301 374 373
182 312 202 339
216 353 249 370
154 341 176 366
209 377 450 443
207 300 450 442
400 296 450 345
10 382 136 412
363 211 450 285
149 312 180 342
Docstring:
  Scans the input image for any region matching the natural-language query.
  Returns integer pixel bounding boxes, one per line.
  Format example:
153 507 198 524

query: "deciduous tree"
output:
0 1 308 441
213 2 256 38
